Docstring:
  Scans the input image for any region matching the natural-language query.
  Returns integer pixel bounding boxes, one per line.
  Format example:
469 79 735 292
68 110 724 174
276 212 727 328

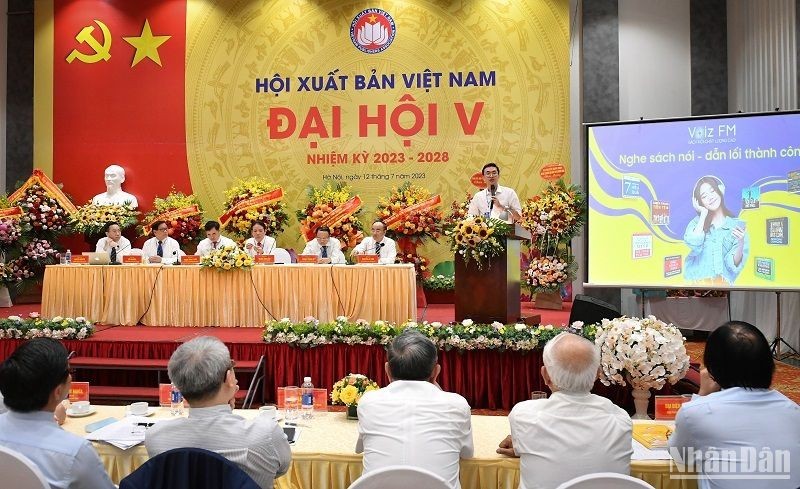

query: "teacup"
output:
129 401 149 416
72 401 91 413
259 405 277 418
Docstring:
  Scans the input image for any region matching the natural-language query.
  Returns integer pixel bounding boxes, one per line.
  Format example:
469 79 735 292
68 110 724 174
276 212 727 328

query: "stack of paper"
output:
632 424 671 449
85 416 163 450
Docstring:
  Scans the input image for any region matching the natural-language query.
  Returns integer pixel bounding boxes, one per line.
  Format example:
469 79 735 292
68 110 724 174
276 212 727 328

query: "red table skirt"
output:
0 340 652 411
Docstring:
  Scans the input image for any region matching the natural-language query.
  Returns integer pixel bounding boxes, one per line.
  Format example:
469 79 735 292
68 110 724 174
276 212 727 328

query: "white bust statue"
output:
92 164 139 208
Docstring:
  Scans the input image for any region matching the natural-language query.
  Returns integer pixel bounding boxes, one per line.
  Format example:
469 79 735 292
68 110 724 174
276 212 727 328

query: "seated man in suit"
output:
356 330 473 489
497 332 632 489
95 221 131 263
146 336 291 489
142 220 184 264
301 226 345 264
0 338 115 489
352 221 397 264
195 221 237 257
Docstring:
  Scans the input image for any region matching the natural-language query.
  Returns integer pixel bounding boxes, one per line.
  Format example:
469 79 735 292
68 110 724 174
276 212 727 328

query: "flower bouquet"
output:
331 373 380 418
443 192 472 232
297 183 364 251
15 183 71 235
376 183 443 242
0 207 23 250
524 254 577 293
220 177 289 239
0 313 95 340
70 202 139 236
395 252 430 279
142 190 204 245
594 316 690 418
447 216 512 269
422 274 455 291
520 179 586 246
200 246 254 271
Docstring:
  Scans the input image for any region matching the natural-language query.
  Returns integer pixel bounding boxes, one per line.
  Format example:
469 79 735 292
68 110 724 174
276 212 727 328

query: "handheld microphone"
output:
488 184 497 213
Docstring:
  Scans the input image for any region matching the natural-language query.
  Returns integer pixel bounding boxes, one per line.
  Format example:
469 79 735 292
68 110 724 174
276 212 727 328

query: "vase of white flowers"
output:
594 316 690 419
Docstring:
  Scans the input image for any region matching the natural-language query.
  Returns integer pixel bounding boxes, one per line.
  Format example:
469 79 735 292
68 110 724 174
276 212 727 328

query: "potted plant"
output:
331 373 380 419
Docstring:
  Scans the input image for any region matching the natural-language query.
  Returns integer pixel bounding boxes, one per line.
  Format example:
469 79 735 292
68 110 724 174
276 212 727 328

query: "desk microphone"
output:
109 242 130 265
172 250 181 266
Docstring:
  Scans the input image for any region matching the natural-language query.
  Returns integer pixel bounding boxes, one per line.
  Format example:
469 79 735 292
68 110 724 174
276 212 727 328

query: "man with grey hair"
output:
355 329 474 489
145 336 291 489
497 332 632 489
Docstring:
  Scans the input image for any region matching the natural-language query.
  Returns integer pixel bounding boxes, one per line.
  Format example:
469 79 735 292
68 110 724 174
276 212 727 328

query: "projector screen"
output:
586 111 800 290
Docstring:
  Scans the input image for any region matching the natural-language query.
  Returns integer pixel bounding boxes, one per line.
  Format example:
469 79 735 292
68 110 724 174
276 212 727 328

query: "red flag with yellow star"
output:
50 0 191 212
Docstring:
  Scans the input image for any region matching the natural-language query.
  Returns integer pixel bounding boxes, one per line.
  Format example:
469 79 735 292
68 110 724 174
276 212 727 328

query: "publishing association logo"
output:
350 9 396 54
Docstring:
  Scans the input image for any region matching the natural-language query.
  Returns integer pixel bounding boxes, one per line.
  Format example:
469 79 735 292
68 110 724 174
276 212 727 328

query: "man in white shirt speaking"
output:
353 221 397 264
356 330 474 489
95 221 131 263
497 332 632 489
468 162 522 223
195 220 237 257
146 336 291 489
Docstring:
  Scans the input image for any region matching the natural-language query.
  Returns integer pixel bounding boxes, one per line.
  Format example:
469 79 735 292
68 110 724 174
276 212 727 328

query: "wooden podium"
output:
455 224 532 324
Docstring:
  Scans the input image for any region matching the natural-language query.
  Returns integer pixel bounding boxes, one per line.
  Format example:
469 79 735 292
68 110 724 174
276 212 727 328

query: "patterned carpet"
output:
684 340 800 404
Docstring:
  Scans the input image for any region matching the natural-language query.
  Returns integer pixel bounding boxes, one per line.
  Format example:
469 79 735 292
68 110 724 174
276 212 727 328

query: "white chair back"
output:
0 446 51 489
349 466 449 489
271 248 292 264
556 472 656 489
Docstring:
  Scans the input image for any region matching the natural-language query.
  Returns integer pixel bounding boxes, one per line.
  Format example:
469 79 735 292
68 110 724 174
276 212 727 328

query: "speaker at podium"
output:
568 294 621 326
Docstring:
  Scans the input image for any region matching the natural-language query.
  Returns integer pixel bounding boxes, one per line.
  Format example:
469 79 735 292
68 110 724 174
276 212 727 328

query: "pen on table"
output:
135 422 155 427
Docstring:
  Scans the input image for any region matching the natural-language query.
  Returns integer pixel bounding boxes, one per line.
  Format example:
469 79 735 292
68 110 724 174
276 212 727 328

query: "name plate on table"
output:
69 382 90 402
70 255 89 264
356 254 379 264
297 255 318 264
122 255 143 264
180 255 201 265
654 395 690 420
255 254 275 264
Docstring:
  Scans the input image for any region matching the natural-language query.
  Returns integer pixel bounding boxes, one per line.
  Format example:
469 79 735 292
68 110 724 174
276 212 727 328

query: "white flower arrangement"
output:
594 315 690 390
0 314 95 340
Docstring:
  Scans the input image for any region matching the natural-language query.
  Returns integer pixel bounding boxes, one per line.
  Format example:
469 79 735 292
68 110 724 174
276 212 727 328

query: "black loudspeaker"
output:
568 294 622 326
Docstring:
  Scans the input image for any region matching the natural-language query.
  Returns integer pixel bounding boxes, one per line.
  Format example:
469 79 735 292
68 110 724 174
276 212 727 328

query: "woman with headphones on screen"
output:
683 176 749 285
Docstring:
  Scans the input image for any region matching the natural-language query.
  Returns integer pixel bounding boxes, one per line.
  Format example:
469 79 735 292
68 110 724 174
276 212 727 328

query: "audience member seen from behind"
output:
356 329 473 489
145 336 291 489
668 321 800 489
497 332 632 489
0 338 115 489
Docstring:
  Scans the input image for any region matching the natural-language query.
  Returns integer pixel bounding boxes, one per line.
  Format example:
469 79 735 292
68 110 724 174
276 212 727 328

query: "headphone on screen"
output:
693 175 726 197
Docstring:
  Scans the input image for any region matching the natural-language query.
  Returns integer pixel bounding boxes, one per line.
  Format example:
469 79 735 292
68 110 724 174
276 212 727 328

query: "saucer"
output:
66 407 97 418
126 407 157 417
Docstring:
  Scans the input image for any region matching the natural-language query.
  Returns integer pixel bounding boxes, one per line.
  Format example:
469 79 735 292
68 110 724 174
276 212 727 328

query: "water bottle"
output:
170 384 184 415
64 249 72 264
301 376 314 419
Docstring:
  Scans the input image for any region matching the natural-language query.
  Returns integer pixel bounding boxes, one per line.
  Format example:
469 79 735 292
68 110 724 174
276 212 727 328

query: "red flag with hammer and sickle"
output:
52 0 191 213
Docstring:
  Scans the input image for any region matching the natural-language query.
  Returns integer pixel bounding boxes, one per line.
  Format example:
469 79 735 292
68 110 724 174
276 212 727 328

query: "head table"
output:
60 405 696 489
41 264 417 326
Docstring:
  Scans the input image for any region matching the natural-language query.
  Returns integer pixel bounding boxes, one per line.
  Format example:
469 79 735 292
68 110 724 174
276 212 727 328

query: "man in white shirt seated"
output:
468 162 522 223
243 220 277 257
497 332 632 489
142 220 184 264
0 338 115 489
195 220 237 257
301 226 346 264
356 330 474 489
352 221 397 264
668 321 800 489
146 336 291 489
95 221 131 263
